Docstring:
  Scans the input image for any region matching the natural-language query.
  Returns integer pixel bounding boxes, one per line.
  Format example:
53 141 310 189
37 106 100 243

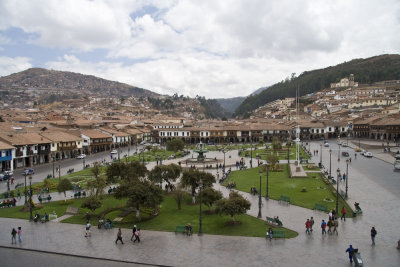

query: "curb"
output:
0 245 172 267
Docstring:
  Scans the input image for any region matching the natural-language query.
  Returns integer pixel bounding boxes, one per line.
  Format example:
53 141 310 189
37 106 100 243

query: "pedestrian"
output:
85 222 91 237
133 228 141 243
17 227 22 243
345 245 354 263
115 228 124 244
371 227 377 246
333 219 338 235
349 157 352 163
332 209 336 220
321 220 327 235
305 219 311 235
17 189 21 199
267 228 273 241
11 228 17 244
130 225 137 241
310 217 314 233
327 219 333 235
341 206 346 221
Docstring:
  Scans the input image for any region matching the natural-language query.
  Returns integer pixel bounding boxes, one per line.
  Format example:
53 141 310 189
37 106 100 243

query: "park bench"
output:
175 225 193 234
278 195 290 205
266 216 283 226
266 229 286 239
313 203 328 212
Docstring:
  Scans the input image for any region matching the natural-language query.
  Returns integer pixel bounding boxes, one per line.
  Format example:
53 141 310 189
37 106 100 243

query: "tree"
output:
215 191 251 222
201 187 223 211
81 195 102 212
180 169 215 203
166 139 184 152
115 179 163 220
86 162 106 198
272 137 282 151
106 161 147 184
172 189 188 210
147 164 182 187
57 178 73 201
266 154 279 169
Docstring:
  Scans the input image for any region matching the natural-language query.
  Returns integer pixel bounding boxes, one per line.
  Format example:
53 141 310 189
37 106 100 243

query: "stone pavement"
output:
0 143 399 266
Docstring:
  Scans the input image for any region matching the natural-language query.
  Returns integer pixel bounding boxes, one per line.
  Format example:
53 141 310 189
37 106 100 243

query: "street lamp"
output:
58 165 61 183
24 172 27 204
222 148 227 176
336 168 340 213
338 143 341 161
198 179 203 235
320 143 323 167
287 139 291 164
52 156 55 178
257 170 262 218
250 138 253 168
265 163 269 200
345 159 349 199
82 158 85 170
29 175 33 221
329 149 332 178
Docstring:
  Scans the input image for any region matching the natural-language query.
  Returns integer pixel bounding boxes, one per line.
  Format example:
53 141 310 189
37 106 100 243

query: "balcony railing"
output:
16 151 23 157
58 145 77 151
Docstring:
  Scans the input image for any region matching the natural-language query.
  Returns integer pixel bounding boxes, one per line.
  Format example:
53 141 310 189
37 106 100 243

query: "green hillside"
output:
234 54 400 118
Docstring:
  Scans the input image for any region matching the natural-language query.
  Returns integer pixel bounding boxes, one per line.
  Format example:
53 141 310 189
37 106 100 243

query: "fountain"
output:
186 141 220 165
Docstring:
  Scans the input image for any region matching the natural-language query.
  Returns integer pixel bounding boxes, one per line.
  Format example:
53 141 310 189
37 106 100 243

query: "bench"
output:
313 203 328 212
278 195 290 205
266 229 286 238
175 225 193 235
266 216 283 226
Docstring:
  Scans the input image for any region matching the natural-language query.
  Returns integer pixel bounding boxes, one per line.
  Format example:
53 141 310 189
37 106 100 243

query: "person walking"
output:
310 217 314 233
341 206 346 221
85 222 91 238
333 219 338 235
115 228 124 244
345 245 354 263
327 219 333 235
133 228 141 243
305 219 311 235
11 228 17 244
371 227 377 246
130 225 137 241
321 220 327 235
17 227 22 243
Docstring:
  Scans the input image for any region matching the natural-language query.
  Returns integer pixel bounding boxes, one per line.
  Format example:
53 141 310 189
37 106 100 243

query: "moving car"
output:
341 151 349 157
110 150 118 154
364 151 373 158
77 154 86 159
341 143 348 147
22 168 35 175
324 142 329 147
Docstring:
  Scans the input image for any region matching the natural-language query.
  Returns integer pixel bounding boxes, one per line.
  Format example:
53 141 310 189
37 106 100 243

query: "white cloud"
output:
1 0 400 98
0 56 32 77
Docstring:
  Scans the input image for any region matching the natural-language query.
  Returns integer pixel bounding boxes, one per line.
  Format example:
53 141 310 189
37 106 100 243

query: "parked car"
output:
77 154 86 159
341 143 348 147
324 142 329 147
364 151 373 158
22 168 35 175
360 149 366 156
0 173 12 181
140 141 148 145
110 150 118 154
4 170 13 176
341 151 349 157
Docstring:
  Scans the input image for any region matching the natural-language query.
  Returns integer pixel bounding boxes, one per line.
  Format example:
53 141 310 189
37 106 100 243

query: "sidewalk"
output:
0 144 399 266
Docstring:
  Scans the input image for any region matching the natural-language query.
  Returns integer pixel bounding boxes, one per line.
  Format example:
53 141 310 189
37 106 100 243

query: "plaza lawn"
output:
240 145 310 161
0 194 297 238
223 165 353 216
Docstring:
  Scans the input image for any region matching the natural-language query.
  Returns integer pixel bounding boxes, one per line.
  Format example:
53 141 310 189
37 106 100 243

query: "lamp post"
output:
265 163 269 200
118 148 120 162
58 165 61 183
338 143 341 161
257 170 262 218
287 139 291 164
329 149 332 178
29 175 33 221
250 138 253 168
82 158 85 170
222 148 226 176
336 168 340 213
345 159 349 199
198 179 203 235
320 143 323 166
52 156 55 178
24 172 27 204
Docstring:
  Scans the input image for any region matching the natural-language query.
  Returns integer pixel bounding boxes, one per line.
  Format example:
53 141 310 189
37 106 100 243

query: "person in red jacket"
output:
305 219 311 235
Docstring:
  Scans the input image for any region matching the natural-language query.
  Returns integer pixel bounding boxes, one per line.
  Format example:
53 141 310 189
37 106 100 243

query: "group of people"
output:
250 187 259 195
313 150 319 156
98 218 113 229
0 197 16 208
10 226 22 244
226 181 236 189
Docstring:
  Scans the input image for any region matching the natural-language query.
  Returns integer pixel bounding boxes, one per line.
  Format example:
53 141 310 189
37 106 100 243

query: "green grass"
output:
240 145 310 160
223 165 353 216
0 194 297 238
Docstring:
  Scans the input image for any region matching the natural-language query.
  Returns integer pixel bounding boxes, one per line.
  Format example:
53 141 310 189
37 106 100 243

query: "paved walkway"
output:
0 143 399 266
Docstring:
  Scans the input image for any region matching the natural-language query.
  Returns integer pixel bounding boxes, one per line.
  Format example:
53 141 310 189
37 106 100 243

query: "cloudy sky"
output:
0 0 399 98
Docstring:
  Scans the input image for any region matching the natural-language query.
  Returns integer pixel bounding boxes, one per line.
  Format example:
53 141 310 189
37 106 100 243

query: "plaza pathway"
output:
0 142 399 266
